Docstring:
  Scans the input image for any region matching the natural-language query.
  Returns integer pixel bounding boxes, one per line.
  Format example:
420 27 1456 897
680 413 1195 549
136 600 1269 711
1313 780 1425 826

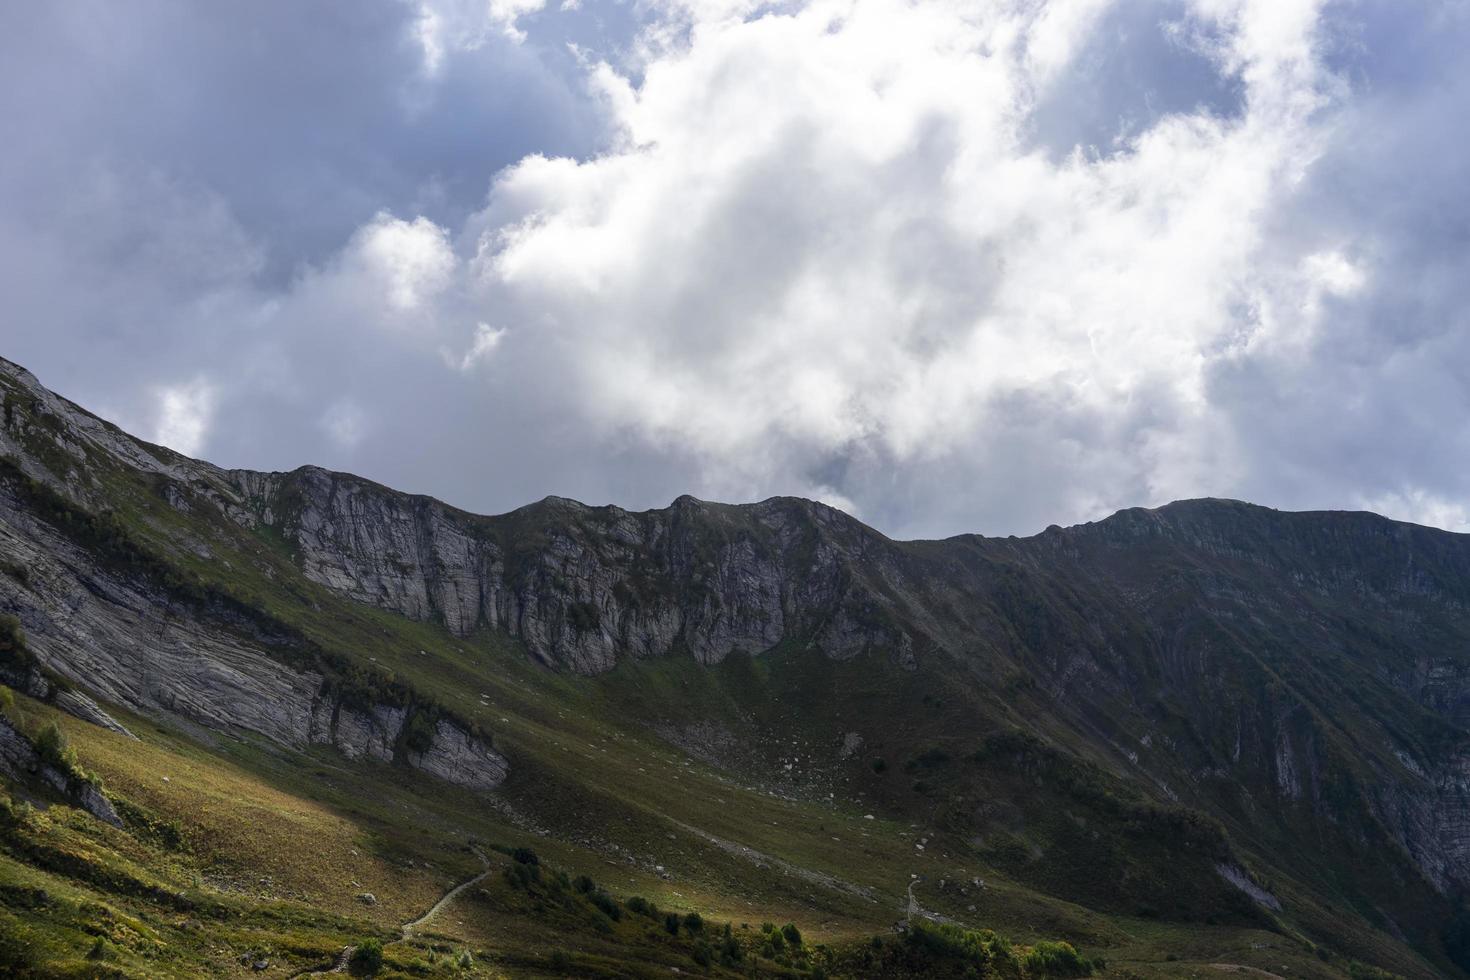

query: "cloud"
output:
442 0 1344 530
321 399 371 450
3 1 1470 538
451 323 509 371
413 0 552 61
352 213 457 314
152 379 217 457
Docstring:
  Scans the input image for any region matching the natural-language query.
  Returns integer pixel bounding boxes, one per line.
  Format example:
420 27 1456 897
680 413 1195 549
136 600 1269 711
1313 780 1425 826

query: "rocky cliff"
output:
222 466 933 674
0 361 507 794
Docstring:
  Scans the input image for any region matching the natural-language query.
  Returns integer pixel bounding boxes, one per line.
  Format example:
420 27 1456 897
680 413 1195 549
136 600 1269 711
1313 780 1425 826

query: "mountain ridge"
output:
3 353 1470 977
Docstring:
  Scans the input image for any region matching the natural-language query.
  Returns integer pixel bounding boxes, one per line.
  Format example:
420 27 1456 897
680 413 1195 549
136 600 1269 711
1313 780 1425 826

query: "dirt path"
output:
902 877 962 929
668 817 877 902
293 847 493 977
399 847 493 939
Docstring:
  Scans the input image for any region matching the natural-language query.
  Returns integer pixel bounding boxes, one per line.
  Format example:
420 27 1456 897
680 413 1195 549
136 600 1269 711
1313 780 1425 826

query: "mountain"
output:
0 352 1467 978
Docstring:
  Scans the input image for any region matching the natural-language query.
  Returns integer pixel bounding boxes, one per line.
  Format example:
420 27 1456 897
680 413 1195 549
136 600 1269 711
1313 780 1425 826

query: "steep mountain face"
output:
208 440 1470 901
226 466 925 674
3 354 1470 977
0 363 508 794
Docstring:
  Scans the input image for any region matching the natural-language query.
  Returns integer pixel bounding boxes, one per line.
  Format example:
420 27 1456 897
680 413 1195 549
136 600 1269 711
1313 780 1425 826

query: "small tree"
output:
34 722 75 770
351 938 383 974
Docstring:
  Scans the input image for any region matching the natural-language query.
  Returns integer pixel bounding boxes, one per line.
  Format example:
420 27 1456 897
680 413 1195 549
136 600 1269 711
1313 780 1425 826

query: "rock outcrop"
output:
0 713 121 827
0 376 507 793
225 467 930 673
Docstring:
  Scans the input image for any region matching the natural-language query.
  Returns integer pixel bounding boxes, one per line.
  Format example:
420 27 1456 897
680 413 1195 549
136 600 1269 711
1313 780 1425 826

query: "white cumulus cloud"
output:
152 379 217 458
435 0 1349 529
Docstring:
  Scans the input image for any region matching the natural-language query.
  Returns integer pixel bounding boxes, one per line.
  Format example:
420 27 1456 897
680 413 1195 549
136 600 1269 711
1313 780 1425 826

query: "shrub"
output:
511 846 540 866
719 927 742 966
871 758 887 773
1022 940 1095 978
665 913 681 936
683 911 704 932
34 722 76 770
455 949 473 969
0 615 25 658
351 938 384 974
566 601 600 633
402 711 436 754
589 890 622 921
781 922 803 948
903 920 1017 972
504 862 539 889
572 874 595 894
691 940 712 968
626 895 659 918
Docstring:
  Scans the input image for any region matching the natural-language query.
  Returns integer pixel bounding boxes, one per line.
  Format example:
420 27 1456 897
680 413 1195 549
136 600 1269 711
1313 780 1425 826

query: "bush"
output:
683 911 704 932
402 711 437 753
572 873 595 894
903 920 1017 972
1022 940 1095 978
351 938 384 974
510 846 540 866
691 940 712 967
504 861 540 889
34 722 75 770
781 922 803 948
589 890 622 921
719 926 742 966
665 913 681 936
626 895 659 918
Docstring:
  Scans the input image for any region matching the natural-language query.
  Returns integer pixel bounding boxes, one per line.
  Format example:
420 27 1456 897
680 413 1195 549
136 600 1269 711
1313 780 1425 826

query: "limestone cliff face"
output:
226 466 927 673
0 359 507 793
0 482 507 793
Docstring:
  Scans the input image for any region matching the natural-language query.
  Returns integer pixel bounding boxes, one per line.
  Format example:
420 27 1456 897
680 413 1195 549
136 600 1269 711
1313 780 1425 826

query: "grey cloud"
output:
3 1 1470 539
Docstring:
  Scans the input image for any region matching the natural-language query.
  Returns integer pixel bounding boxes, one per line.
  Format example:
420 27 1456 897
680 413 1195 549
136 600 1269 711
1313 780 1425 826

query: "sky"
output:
2 0 1468 539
